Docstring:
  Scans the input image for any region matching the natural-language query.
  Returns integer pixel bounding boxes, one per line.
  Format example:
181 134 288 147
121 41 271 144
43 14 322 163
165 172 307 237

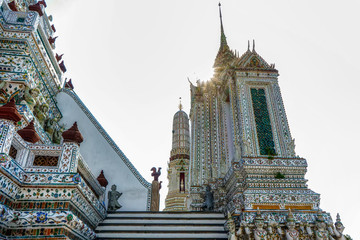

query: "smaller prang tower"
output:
164 100 190 211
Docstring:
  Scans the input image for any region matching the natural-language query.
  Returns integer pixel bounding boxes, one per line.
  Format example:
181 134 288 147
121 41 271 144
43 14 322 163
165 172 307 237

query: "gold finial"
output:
178 97 183 110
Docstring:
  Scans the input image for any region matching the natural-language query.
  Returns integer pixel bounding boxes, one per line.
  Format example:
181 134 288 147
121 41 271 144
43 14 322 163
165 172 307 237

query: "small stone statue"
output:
243 137 251 156
226 212 236 240
23 86 40 110
45 117 57 137
306 222 314 236
34 103 49 126
151 167 161 181
267 221 280 240
331 214 346 240
107 184 122 212
299 221 312 239
53 127 63 144
282 209 300 240
251 209 268 240
201 185 214 211
315 213 334 240
150 167 161 211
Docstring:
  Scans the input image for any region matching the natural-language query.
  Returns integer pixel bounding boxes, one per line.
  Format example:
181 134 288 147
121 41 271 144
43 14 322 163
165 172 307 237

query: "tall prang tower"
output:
187 3 345 235
164 100 190 211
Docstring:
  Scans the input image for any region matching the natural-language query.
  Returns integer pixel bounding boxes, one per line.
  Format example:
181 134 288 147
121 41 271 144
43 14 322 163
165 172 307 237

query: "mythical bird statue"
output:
151 167 161 181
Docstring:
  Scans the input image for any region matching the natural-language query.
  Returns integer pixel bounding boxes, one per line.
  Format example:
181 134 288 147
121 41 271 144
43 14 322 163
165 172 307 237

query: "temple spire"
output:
218 3 227 48
213 3 235 68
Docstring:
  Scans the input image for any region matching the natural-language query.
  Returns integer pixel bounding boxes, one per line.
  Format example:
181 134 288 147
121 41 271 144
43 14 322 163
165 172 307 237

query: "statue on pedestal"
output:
34 103 49 127
151 167 161 181
150 167 161 211
45 117 57 137
201 185 214 211
331 214 346 240
281 209 300 240
249 209 268 240
53 126 64 144
315 213 334 240
226 212 236 240
107 184 122 212
22 86 40 110
267 221 280 240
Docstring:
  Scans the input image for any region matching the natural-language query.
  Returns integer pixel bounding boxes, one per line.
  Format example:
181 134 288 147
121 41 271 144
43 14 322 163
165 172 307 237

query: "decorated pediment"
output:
232 49 275 71
247 56 262 68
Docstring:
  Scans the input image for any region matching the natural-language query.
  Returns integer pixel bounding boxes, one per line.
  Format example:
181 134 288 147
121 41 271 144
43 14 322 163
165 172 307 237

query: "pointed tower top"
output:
218 2 227 48
178 97 183 111
252 39 256 52
213 3 235 68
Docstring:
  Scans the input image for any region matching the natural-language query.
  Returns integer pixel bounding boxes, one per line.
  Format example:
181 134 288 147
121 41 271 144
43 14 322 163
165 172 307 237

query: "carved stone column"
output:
150 180 161 211
59 122 83 173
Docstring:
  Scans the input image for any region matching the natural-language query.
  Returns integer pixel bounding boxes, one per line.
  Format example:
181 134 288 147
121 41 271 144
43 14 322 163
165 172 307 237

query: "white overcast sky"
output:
47 0 359 237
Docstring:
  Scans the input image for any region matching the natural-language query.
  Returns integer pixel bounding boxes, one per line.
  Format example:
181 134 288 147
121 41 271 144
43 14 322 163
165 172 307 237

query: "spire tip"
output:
178 97 183 111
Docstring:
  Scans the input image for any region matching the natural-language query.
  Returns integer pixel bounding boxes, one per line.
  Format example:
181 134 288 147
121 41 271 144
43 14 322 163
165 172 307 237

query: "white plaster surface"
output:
56 91 150 211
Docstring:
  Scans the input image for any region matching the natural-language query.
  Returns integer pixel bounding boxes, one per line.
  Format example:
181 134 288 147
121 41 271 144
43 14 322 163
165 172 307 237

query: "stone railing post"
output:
60 122 83 173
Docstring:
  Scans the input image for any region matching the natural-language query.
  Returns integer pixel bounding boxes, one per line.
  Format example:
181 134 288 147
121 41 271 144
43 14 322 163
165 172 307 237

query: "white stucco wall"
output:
56 90 150 211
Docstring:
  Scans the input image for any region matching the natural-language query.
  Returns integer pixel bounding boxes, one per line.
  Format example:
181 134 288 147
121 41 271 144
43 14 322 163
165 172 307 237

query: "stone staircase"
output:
95 211 227 239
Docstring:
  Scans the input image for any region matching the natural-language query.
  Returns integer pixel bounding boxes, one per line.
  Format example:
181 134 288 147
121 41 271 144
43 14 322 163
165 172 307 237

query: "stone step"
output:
95 212 227 240
96 232 228 239
96 225 225 232
101 218 225 225
106 212 224 219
